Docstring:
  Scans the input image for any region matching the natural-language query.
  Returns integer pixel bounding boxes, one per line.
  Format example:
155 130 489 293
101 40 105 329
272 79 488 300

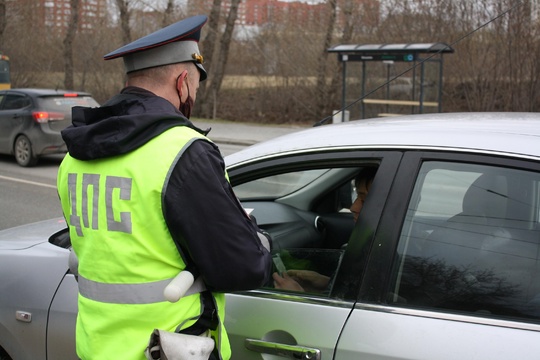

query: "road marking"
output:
0 175 56 189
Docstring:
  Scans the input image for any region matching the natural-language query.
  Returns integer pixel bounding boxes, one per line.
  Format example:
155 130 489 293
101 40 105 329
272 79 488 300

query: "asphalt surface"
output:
194 120 308 146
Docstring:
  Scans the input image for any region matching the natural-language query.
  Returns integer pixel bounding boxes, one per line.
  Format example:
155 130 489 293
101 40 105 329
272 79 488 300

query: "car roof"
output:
0 88 93 97
225 112 540 167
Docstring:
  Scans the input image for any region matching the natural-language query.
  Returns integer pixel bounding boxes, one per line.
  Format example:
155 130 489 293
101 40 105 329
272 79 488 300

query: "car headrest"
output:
462 173 508 220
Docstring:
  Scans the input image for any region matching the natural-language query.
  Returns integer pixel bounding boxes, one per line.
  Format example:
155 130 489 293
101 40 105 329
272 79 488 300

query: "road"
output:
0 120 305 230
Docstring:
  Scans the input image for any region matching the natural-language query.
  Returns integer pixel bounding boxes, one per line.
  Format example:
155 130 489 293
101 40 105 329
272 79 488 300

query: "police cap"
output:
104 15 208 81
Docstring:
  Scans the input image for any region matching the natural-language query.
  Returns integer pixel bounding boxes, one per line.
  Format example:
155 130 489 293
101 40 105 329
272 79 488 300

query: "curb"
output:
209 137 258 146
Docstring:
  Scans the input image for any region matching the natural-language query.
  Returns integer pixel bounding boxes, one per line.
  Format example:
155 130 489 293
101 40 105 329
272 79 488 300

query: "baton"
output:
163 270 195 303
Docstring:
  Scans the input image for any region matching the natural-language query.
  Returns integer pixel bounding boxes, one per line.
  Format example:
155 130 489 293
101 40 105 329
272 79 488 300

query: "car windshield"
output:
37 96 99 114
233 169 329 199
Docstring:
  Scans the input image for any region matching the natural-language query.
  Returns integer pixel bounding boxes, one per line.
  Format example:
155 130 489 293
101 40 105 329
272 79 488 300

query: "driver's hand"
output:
272 272 305 291
286 270 330 292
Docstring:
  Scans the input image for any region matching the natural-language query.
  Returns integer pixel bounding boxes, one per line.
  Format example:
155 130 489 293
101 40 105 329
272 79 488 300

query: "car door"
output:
47 270 78 360
0 92 8 152
0 92 31 153
335 151 540 359
225 150 401 360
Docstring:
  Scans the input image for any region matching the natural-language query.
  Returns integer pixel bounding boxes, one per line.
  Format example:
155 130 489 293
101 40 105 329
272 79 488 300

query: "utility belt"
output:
145 288 220 360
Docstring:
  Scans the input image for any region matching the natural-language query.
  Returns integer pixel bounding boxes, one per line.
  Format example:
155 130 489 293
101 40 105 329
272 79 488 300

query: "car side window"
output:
390 161 540 321
2 94 30 110
235 165 377 298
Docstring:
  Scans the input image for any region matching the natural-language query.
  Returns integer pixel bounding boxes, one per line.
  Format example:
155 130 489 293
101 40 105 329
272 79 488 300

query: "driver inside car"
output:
272 167 377 293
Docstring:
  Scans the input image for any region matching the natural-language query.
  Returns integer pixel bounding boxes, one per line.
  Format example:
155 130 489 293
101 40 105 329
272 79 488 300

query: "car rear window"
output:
37 95 99 115
391 161 540 323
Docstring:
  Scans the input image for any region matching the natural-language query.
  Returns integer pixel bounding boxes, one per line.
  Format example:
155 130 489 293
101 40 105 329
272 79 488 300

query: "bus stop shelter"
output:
328 43 454 121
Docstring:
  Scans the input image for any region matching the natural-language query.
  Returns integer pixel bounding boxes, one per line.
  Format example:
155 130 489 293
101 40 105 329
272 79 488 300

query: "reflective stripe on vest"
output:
78 274 207 304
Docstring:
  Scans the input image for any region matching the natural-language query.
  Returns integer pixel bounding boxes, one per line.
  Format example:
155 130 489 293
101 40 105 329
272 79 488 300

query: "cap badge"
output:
192 53 204 64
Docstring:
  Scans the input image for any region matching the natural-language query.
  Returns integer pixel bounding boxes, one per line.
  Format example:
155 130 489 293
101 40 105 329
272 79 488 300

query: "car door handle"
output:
245 338 321 359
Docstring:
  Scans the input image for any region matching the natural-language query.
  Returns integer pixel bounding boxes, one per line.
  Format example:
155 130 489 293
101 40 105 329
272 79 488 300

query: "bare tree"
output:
161 0 175 27
326 0 380 120
202 0 240 119
196 0 223 118
315 0 337 119
4 0 540 121
3 3 64 88
64 0 80 90
0 0 6 47
73 11 125 100
116 0 132 44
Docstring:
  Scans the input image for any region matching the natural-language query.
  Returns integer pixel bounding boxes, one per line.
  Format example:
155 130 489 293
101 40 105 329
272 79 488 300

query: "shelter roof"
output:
327 43 454 54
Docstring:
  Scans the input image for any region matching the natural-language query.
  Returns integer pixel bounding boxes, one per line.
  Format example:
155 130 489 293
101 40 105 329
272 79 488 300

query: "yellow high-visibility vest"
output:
57 125 230 360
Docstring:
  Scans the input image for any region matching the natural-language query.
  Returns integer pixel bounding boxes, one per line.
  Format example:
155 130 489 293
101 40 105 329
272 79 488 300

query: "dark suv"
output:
0 88 99 166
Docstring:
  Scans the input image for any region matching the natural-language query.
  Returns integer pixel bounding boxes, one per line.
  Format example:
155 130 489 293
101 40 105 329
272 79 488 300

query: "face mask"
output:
180 93 194 119
177 72 193 118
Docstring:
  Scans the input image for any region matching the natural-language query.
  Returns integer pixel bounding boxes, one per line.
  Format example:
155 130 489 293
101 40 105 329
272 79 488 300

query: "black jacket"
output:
61 86 272 292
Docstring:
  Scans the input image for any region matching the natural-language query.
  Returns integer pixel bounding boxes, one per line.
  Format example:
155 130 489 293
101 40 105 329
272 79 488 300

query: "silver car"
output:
2 112 540 360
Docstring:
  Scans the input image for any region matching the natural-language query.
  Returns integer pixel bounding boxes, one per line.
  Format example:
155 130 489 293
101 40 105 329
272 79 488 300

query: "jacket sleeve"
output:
163 139 272 292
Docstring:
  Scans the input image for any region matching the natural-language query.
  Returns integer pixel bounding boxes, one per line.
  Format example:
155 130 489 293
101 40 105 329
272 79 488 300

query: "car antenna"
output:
314 0 526 127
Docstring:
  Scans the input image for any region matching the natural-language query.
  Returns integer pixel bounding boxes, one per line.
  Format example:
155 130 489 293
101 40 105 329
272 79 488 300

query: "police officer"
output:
57 15 272 360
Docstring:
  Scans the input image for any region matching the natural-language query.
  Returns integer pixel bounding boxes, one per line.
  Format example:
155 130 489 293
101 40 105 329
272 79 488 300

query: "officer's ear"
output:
176 70 188 100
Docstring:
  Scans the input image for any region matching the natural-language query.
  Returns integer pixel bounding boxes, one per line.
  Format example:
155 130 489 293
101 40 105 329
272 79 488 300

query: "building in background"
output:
235 0 327 26
191 0 380 36
8 0 108 35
